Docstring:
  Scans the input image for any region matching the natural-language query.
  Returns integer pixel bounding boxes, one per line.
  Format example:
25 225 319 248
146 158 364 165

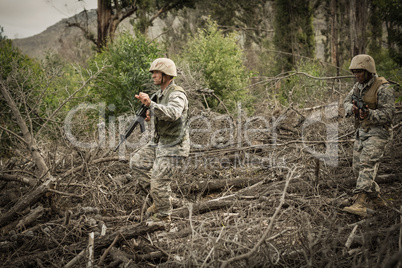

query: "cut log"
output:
109 247 136 267
0 177 55 228
6 222 165 267
16 205 48 231
172 176 262 194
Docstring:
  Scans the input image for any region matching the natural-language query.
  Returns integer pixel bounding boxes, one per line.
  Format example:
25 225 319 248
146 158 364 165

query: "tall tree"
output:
273 0 315 72
373 0 402 66
351 0 369 56
69 0 196 52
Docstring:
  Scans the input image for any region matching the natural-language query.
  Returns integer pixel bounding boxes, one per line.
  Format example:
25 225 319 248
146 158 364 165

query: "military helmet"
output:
349 54 376 74
149 58 177 77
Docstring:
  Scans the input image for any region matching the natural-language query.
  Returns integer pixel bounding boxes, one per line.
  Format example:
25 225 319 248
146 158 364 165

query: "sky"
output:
0 0 97 39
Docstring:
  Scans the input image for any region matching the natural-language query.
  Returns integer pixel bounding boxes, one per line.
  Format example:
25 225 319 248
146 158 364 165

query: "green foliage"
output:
0 38 45 155
278 59 329 107
366 47 402 104
39 52 84 112
181 19 253 113
88 32 161 114
372 0 402 67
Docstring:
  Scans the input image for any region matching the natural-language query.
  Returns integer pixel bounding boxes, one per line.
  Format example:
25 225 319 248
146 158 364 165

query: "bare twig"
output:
220 166 297 268
98 233 121 266
87 232 94 268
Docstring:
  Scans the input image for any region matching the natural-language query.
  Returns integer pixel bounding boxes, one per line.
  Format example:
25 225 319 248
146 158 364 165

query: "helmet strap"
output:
364 71 373 83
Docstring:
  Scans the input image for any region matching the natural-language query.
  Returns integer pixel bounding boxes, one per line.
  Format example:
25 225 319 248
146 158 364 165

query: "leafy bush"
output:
181 19 253 113
276 59 343 107
88 32 161 115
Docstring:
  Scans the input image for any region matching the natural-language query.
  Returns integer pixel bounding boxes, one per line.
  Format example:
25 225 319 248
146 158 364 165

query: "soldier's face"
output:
152 71 163 85
352 69 366 84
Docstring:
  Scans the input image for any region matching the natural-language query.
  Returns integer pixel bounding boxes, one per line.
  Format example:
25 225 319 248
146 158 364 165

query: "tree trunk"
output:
330 0 338 70
97 0 111 51
0 178 55 228
351 0 368 56
0 81 49 179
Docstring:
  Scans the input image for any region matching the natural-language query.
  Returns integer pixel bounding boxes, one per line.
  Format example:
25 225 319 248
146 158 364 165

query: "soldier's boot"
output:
343 192 369 217
145 203 157 218
371 194 387 209
146 214 171 229
171 196 185 208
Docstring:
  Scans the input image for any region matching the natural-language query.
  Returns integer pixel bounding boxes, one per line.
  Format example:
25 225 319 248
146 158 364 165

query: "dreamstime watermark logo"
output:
64 102 339 169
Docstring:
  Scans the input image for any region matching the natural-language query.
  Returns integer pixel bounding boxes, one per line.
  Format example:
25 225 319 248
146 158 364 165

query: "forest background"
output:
0 0 402 267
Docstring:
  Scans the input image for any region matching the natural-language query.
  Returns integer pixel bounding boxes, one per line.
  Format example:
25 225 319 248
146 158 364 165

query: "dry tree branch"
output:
35 64 108 137
241 72 354 91
0 176 56 227
87 232 95 268
0 79 49 178
0 125 29 145
98 233 121 266
64 249 86 268
220 165 298 268
0 173 36 186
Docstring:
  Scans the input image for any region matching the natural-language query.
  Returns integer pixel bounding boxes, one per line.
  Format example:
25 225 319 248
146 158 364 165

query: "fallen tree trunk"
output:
0 174 36 186
172 199 250 218
172 176 262 194
6 222 165 267
0 177 55 228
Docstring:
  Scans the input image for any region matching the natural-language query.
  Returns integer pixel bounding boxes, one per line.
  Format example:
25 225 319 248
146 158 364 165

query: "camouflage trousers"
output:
130 144 185 217
352 134 388 196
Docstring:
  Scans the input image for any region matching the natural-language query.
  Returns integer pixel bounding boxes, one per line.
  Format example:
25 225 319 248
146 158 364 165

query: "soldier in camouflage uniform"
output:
130 58 190 223
343 54 395 217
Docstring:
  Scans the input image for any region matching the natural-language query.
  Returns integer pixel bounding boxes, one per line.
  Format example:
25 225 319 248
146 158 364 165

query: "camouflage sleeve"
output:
150 91 188 121
343 87 355 117
368 84 395 125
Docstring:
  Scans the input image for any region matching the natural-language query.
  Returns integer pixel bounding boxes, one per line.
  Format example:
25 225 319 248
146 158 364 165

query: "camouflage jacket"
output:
149 81 190 157
344 75 395 139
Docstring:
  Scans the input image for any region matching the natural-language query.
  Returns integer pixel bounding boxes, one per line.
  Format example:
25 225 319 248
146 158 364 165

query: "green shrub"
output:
88 32 161 115
278 59 329 107
181 19 253 113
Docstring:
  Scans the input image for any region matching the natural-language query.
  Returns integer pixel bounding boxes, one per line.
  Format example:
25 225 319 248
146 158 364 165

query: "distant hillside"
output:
11 10 134 64
11 7 326 64
10 9 195 64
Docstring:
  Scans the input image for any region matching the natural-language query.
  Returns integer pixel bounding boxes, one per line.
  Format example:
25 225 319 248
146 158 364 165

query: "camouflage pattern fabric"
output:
344 75 395 196
131 147 185 217
150 81 190 157
352 133 388 195
130 81 190 217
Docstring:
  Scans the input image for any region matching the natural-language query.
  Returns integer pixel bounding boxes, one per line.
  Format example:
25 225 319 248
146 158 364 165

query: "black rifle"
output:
114 94 156 152
352 94 368 114
352 94 368 120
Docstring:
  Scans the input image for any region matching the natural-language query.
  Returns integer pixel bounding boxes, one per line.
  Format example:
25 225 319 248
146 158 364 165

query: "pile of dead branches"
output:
1 60 402 267
1 94 402 267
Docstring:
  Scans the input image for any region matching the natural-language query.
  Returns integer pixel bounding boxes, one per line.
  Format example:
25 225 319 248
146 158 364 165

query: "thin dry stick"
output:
345 224 359 249
399 205 402 251
188 203 196 262
64 249 86 268
0 125 29 145
98 233 121 266
202 226 225 268
87 232 94 268
220 166 297 268
35 65 108 137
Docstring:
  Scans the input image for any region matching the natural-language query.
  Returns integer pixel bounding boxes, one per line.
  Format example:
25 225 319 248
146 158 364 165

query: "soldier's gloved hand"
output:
352 100 359 115
359 105 369 120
